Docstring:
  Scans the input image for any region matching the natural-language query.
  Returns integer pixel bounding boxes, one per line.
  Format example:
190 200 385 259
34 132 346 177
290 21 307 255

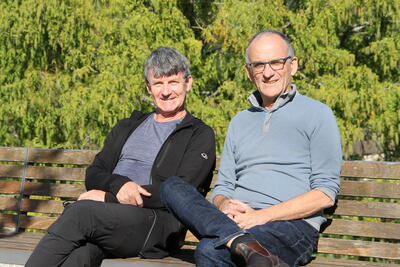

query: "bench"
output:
0 146 399 266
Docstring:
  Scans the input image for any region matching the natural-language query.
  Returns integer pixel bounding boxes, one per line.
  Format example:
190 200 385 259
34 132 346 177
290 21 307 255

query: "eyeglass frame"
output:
247 56 292 73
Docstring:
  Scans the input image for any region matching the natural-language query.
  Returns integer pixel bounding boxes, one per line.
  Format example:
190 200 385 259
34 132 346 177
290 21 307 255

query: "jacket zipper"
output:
139 209 157 257
149 120 193 184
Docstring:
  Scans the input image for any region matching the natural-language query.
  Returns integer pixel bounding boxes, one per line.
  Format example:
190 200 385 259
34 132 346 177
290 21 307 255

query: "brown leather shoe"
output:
234 241 289 267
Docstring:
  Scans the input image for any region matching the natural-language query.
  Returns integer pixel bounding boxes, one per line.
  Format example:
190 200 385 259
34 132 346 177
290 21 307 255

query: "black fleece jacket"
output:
85 110 216 209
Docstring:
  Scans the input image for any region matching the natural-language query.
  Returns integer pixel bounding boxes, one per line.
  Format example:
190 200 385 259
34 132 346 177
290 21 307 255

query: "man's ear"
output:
185 76 193 92
146 82 152 94
245 64 254 82
290 57 299 76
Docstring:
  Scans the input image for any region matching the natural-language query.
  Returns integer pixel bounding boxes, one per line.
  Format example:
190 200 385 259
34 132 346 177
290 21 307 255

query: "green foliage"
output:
197 0 400 158
1 0 399 159
1 0 201 149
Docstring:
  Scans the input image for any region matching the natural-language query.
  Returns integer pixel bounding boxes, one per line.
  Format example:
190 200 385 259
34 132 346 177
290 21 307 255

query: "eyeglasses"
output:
248 56 292 73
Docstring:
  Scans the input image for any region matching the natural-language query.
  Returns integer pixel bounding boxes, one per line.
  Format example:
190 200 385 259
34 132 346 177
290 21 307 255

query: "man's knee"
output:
49 200 95 237
62 200 95 219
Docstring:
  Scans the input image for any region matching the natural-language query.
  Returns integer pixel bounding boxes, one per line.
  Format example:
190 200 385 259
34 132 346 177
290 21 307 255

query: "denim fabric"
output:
160 177 319 267
160 176 246 248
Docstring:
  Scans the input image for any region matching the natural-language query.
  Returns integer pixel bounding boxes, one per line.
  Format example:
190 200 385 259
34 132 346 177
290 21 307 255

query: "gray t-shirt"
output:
112 114 182 185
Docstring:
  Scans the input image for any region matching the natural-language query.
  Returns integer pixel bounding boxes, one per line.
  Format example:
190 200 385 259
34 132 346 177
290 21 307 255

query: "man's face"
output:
146 71 192 118
245 34 298 109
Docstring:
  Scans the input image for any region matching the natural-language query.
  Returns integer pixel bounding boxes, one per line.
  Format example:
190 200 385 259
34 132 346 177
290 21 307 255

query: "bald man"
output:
160 30 342 267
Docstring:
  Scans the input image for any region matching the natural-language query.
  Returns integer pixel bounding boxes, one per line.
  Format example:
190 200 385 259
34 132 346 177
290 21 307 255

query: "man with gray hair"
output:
160 30 342 266
26 47 216 267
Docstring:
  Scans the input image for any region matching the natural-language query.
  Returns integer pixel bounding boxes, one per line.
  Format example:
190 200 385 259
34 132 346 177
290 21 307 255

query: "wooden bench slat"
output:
324 219 400 239
0 165 24 178
0 214 17 229
0 180 21 194
341 161 400 179
340 180 400 198
317 237 400 259
0 147 26 162
308 257 400 267
329 199 400 219
19 214 57 230
0 232 45 251
23 182 85 198
20 199 65 214
26 166 86 181
0 197 18 211
28 149 97 165
184 231 198 243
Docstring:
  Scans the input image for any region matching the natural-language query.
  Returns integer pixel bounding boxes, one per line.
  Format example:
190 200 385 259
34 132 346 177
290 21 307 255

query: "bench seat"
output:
1 147 400 266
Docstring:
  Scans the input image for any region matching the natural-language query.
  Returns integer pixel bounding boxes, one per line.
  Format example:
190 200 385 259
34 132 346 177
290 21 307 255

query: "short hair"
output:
144 47 191 82
245 30 295 63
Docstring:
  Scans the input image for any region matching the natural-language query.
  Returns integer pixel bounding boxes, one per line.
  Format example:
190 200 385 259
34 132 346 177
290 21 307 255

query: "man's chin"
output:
155 107 185 119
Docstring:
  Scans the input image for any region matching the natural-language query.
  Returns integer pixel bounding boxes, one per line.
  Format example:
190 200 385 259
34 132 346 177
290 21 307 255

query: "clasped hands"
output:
77 181 151 207
219 199 271 229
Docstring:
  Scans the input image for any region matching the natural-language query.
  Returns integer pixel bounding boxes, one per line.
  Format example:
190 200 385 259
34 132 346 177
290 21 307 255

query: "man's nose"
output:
161 84 172 95
262 64 275 77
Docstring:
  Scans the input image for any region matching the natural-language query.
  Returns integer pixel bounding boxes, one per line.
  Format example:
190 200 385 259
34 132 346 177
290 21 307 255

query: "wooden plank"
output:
184 231 199 243
340 180 400 199
341 161 400 179
0 214 17 229
28 149 97 165
0 181 21 194
317 237 400 260
26 166 86 181
308 257 400 267
105 251 195 266
323 219 400 239
20 199 65 214
0 164 24 178
0 197 18 211
0 232 45 251
328 199 400 219
23 182 85 198
19 214 57 230
0 147 26 162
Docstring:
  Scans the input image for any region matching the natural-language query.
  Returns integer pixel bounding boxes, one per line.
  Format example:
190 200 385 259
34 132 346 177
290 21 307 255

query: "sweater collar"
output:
248 84 297 112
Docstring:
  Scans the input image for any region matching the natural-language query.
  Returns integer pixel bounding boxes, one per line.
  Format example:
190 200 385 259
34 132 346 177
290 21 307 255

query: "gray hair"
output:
245 30 295 63
144 47 191 82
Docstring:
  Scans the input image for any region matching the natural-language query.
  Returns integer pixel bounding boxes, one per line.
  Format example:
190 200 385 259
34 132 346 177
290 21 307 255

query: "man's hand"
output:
228 200 272 229
78 190 106 202
214 195 246 219
116 181 151 207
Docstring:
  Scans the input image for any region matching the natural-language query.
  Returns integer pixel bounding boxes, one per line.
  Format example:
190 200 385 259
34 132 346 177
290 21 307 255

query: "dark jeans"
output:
25 200 154 267
160 177 319 267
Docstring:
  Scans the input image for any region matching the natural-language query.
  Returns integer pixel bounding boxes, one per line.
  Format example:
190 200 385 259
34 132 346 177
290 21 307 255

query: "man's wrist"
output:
214 195 229 210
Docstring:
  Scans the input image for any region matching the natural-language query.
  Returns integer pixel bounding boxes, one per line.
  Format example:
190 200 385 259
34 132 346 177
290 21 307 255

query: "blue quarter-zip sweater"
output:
212 85 342 230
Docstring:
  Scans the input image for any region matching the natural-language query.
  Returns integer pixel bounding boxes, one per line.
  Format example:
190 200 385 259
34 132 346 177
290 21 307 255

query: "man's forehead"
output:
148 71 185 81
247 34 289 60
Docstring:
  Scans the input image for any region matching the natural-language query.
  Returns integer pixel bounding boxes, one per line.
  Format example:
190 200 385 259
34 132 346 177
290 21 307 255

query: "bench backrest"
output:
320 161 400 263
1 147 399 263
0 147 96 232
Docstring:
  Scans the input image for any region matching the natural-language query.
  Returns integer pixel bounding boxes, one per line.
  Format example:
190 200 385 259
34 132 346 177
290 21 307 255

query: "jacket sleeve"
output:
142 124 216 208
85 121 131 197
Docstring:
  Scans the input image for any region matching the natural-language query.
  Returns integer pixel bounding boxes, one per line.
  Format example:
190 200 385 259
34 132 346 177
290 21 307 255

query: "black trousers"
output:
25 200 155 267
